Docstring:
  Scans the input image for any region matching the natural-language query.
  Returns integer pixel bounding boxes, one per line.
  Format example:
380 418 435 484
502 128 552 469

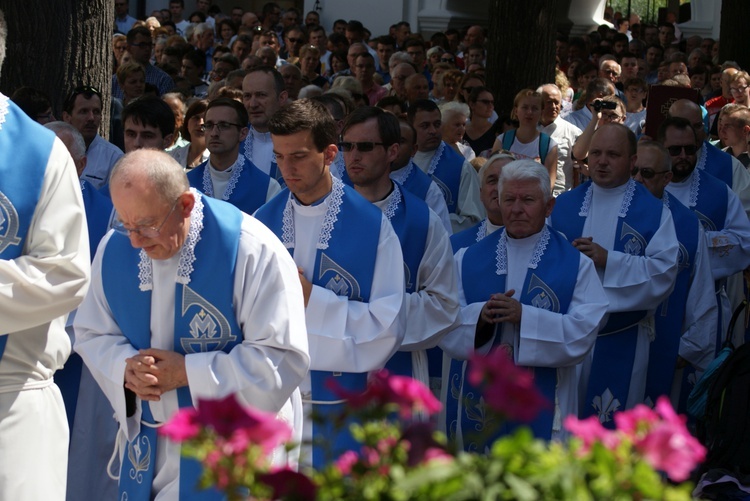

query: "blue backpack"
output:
501 129 551 164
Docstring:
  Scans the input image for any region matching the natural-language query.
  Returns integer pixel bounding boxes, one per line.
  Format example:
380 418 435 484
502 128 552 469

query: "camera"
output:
592 100 617 112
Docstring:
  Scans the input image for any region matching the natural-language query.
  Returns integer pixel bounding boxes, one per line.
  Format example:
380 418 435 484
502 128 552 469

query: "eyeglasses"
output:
339 141 385 152
113 198 180 239
631 166 670 179
666 144 698 156
730 85 749 94
600 112 623 121
201 121 244 132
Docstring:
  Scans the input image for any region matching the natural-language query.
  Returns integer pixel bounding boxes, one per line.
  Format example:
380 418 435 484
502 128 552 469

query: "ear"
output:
179 190 196 217
62 111 72 123
278 89 289 106
238 127 249 143
323 143 338 166
386 142 399 164
161 133 174 150
545 196 556 218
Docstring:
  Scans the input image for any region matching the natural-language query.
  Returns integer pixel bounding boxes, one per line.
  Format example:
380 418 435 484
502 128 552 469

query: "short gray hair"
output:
388 51 412 68
439 101 470 121
110 149 189 204
637 140 672 173
0 9 7 73
497 159 552 202
479 152 516 186
45 121 86 161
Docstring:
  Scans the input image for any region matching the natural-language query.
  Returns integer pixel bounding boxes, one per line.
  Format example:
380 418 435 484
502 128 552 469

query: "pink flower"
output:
613 403 659 436
335 450 360 475
159 407 201 442
635 397 706 482
326 370 442 418
564 415 620 453
401 422 453 467
258 467 317 501
467 350 548 422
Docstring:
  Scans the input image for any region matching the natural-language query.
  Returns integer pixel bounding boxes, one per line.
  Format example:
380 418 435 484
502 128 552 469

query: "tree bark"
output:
0 0 113 138
486 0 560 118
719 0 750 72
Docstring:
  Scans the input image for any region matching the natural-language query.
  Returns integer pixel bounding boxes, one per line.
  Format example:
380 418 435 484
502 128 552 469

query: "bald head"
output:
668 99 705 143
110 149 190 204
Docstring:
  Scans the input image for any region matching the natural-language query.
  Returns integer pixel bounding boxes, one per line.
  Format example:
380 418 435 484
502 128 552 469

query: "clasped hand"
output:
124 349 188 402
480 289 522 327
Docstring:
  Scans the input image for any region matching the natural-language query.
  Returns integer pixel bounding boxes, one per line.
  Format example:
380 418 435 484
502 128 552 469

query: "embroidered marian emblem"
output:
0 191 21 253
319 253 362 301
620 222 646 256
127 436 151 484
181 285 236 353
694 210 717 232
592 388 621 424
430 175 454 209
527 273 560 312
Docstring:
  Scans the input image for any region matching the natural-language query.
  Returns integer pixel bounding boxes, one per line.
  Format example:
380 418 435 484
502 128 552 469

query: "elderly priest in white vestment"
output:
441 159 609 451
74 150 309 500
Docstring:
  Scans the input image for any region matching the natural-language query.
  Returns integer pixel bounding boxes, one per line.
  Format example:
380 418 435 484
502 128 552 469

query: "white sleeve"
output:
266 177 283 202
184 216 309 412
0 138 90 332
678 225 718 372
516 254 608 368
730 155 750 218
304 214 406 372
602 205 679 311
425 182 453 234
704 186 750 281
451 161 486 233
401 211 460 350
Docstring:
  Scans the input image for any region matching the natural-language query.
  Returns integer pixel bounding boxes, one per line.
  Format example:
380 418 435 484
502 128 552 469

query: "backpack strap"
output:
539 132 550 164
501 129 516 152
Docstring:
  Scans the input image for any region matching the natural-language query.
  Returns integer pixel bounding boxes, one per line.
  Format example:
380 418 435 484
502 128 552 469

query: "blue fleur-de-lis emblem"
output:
592 388 621 423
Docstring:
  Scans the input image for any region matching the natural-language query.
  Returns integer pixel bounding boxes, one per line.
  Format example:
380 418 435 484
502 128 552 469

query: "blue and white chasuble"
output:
255 177 382 467
450 219 488 253
390 160 434 202
699 141 733 187
102 194 243 500
457 226 578 449
241 126 283 187
421 142 463 214
187 155 272 215
0 97 51 360
550 179 663 426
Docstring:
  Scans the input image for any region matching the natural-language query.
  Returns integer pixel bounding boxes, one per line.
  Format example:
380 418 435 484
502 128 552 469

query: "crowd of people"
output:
2 1 750 499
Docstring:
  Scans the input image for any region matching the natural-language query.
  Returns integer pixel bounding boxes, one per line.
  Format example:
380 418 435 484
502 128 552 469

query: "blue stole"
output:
102 196 243 501
383 184 429 378
685 168 728 234
458 227 577 447
424 142 463 214
187 157 271 215
550 180 663 425
0 97 52 361
391 160 433 201
645 193 699 406
241 127 283 187
701 141 733 187
450 219 488 253
80 179 114 259
255 179 381 467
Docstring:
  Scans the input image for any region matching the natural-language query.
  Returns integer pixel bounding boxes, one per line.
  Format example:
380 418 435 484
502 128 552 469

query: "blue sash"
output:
702 141 733 187
80 179 114 259
687 168 728 234
450 219 487 253
551 180 663 424
425 142 463 214
645 193 700 405
0 97 53 360
457 227 577 446
187 159 271 215
103 196 243 501
383 185 429 377
241 128 284 187
255 180 381 467
392 161 433 201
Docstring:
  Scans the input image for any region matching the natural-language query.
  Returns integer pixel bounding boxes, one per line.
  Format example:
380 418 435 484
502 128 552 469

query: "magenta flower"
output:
564 415 620 453
635 397 706 482
326 370 442 418
613 403 659 436
258 467 317 501
467 349 548 422
335 450 360 475
159 407 201 442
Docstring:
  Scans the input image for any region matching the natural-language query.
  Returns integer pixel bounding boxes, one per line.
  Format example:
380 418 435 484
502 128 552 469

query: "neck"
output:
540 116 555 126
354 177 393 203
210 150 239 171
672 168 694 183
252 124 269 134
487 213 503 226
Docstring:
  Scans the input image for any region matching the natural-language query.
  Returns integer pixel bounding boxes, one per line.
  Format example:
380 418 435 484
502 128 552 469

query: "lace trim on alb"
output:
391 161 414 185
476 219 488 242
496 226 550 275
688 169 700 208
80 179 86 191
202 155 245 200
137 189 204 290
331 152 346 179
0 94 9 132
280 176 345 250
618 179 636 218
662 191 670 209
383 185 402 221
695 142 707 172
578 184 593 217
426 142 445 176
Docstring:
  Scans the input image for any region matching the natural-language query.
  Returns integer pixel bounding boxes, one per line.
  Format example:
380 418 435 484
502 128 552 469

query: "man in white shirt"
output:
538 84 582 195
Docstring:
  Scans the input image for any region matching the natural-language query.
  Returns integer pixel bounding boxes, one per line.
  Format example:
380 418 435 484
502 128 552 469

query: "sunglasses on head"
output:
339 141 385 152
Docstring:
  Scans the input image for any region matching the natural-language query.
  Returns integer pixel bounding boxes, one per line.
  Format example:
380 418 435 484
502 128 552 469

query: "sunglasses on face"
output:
631 166 670 179
339 141 385 152
666 144 697 156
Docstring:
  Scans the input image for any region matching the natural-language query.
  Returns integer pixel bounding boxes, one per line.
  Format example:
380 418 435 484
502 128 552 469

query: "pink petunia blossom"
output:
159 407 201 442
326 370 442 418
613 403 659 436
564 415 620 453
335 450 360 475
258 467 317 501
468 349 549 422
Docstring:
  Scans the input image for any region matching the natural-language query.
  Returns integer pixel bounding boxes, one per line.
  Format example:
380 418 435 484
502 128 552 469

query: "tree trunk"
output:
719 0 750 72
486 0 560 118
0 0 113 138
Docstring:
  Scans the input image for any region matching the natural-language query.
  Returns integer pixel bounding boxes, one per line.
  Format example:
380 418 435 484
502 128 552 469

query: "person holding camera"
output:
571 95 627 168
